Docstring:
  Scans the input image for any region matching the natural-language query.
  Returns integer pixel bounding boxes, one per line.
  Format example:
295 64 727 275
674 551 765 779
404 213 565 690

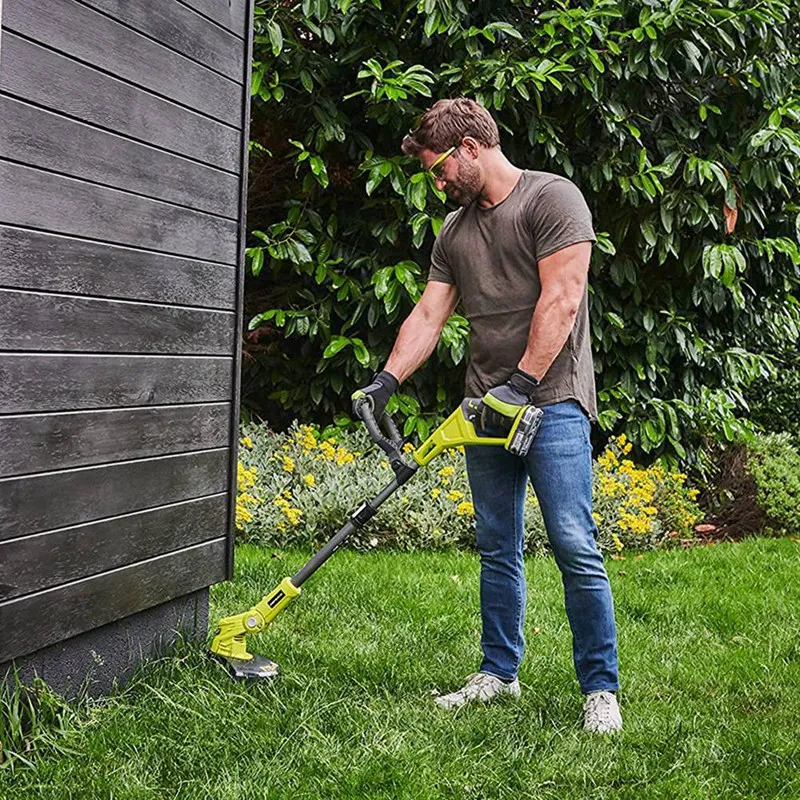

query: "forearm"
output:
517 291 580 381
384 306 443 384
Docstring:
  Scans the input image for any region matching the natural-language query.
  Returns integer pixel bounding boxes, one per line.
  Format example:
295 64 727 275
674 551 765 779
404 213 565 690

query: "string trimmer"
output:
210 395 543 680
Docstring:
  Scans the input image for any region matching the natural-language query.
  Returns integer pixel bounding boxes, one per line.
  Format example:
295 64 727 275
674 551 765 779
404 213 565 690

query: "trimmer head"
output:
219 654 280 681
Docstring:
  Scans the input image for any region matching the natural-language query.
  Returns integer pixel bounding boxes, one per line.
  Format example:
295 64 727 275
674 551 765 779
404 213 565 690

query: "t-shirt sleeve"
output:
529 178 596 262
427 227 456 285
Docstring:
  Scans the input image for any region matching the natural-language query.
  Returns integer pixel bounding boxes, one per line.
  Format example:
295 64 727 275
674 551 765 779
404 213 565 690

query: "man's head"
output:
401 98 500 207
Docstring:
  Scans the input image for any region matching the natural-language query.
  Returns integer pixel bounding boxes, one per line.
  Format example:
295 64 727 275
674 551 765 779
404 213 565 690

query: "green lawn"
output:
3 538 800 799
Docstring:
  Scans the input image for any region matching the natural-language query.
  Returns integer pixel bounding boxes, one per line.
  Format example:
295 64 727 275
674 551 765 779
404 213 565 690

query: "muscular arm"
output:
517 241 591 380
384 281 458 384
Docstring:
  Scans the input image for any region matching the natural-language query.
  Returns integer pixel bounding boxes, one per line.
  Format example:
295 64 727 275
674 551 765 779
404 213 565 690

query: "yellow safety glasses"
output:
427 145 458 178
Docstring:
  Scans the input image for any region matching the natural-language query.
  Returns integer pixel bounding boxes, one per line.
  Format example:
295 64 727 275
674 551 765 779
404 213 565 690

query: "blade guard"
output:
210 577 300 662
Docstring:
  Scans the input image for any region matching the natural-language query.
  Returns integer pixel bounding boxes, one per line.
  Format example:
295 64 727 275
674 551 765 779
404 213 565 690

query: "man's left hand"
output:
481 369 539 430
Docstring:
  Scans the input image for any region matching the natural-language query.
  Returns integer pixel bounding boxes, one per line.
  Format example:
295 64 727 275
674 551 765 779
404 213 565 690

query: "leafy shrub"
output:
235 423 703 553
747 434 800 534
243 0 800 467
746 344 800 446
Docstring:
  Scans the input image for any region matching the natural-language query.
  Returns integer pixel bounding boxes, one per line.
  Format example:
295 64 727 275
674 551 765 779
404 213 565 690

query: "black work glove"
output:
481 369 539 431
353 370 398 420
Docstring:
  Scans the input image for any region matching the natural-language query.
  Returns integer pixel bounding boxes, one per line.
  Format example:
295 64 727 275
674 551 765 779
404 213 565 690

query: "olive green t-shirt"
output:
428 170 598 420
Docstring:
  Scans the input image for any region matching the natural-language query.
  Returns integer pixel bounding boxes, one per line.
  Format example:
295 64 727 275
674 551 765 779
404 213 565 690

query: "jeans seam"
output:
511 462 524 676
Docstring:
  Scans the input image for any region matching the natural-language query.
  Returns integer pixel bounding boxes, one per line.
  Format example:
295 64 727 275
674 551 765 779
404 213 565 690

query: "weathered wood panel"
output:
0 354 233 414
77 0 244 80
0 161 238 263
178 0 248 38
0 290 236 355
4 0 240 125
0 0 253 668
0 450 229 541
0 227 236 310
0 98 239 217
0 404 231 478
0 495 228 601
0 538 227 662
0 34 240 172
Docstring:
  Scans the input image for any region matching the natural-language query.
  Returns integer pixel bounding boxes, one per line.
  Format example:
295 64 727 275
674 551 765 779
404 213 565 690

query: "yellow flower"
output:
447 490 464 502
303 474 315 487
380 460 390 469
403 443 415 454
431 488 441 499
285 507 303 526
438 466 455 478
235 504 253 528
282 455 295 473
237 462 257 492
294 424 317 451
611 533 624 551
239 436 253 449
456 501 474 516
335 447 355 466
319 441 336 460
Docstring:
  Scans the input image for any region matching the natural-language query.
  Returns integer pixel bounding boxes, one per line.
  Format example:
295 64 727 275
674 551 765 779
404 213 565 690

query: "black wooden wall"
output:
0 0 253 664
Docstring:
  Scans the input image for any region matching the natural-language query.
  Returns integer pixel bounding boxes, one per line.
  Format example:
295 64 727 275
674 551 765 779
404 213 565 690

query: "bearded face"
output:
445 152 484 207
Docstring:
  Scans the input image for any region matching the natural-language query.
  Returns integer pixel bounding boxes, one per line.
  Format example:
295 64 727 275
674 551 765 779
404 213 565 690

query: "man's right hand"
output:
352 370 398 419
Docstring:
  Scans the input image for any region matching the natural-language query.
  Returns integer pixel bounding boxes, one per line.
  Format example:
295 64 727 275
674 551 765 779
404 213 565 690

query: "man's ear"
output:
460 136 481 159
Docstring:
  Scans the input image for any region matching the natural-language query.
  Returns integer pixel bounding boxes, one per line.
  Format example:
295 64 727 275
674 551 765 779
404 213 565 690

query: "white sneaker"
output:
433 672 521 710
583 690 622 733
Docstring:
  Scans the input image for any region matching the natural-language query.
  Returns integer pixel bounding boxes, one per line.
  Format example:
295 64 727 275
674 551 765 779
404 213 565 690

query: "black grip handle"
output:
352 395 404 456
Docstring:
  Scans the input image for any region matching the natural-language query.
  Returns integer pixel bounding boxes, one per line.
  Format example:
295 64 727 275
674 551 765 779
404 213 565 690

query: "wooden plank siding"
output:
0 354 234 414
0 161 239 263
0 96 240 217
3 0 241 125
0 0 253 664
178 0 248 38
0 449 230 542
0 496 228 601
0 227 237 310
0 290 236 354
76 0 244 80
0 539 228 663
0 404 231 478
0 34 240 172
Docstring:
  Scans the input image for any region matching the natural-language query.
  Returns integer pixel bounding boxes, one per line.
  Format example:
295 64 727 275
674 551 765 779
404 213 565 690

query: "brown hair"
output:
401 98 500 156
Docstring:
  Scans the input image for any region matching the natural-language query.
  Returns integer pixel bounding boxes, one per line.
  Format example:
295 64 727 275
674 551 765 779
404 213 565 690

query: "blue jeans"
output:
465 400 619 694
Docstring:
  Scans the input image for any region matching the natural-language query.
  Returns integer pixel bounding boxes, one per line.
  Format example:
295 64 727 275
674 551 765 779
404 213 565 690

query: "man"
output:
356 98 621 733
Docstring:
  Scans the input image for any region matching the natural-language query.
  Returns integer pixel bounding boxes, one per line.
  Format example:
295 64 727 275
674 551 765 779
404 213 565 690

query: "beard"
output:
446 158 483 207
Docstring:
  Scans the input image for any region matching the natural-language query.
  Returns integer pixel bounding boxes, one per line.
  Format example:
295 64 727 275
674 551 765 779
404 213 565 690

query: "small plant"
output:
0 671 77 770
